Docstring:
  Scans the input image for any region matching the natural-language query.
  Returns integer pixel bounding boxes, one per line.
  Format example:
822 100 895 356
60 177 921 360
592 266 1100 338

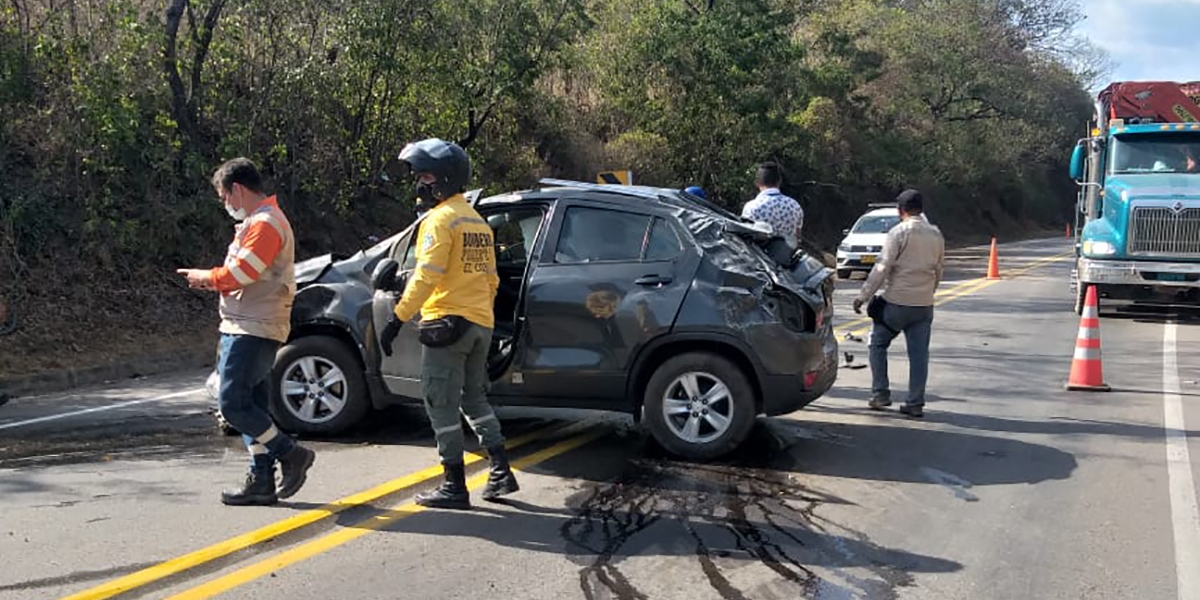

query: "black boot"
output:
277 444 316 499
415 461 471 510
482 445 520 502
221 468 277 506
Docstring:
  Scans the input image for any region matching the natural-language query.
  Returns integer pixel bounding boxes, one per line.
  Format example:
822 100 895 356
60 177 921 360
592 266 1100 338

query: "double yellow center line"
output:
165 429 606 599
836 251 1073 337
61 423 603 600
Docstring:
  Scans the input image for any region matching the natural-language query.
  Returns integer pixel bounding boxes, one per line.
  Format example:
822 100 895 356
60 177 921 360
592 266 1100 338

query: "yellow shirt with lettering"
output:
393 195 499 329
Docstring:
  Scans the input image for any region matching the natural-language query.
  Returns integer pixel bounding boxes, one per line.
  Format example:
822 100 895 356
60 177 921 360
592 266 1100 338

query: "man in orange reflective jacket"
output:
178 158 315 506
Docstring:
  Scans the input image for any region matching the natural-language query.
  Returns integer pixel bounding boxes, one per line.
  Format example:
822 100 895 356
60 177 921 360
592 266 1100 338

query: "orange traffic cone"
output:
986 237 1000 280
1066 286 1110 392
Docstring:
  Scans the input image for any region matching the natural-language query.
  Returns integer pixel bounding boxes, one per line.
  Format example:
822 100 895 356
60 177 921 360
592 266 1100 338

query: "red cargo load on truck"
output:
1100 81 1200 123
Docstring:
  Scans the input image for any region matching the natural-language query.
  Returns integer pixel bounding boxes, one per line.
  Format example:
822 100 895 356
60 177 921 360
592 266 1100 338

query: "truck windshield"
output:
853 215 901 233
1109 132 1200 175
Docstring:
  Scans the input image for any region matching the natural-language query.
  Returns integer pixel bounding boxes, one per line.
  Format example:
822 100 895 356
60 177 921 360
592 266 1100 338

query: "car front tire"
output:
643 352 757 460
836 268 852 280
270 336 371 435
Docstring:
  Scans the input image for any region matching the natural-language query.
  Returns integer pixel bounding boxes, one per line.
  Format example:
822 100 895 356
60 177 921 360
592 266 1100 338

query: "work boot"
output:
221 468 277 506
277 444 316 499
416 461 471 510
899 404 924 418
481 445 520 502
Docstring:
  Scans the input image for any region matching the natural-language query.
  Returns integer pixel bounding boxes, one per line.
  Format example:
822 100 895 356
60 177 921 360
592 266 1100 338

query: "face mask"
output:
225 202 247 221
415 181 437 204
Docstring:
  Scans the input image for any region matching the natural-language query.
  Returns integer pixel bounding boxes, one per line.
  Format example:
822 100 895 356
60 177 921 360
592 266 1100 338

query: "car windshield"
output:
853 215 900 234
1109 131 1200 175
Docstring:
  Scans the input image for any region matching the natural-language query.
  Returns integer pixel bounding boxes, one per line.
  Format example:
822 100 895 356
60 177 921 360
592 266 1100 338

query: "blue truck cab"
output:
1069 81 1200 314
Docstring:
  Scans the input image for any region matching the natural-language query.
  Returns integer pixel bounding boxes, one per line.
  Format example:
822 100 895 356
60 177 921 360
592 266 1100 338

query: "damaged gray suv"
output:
208 179 838 459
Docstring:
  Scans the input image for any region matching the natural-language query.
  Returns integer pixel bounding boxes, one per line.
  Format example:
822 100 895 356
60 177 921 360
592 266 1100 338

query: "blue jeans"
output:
868 303 934 407
218 334 295 469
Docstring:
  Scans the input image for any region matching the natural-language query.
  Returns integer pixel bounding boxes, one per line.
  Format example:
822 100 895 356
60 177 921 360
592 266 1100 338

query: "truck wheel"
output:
270 336 371 435
643 352 757 460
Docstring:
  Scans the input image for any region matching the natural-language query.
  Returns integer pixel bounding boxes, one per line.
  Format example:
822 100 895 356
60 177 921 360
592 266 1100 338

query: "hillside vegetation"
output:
0 0 1099 375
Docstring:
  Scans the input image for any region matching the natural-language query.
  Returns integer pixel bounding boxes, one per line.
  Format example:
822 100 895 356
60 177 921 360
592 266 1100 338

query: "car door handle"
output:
635 274 673 286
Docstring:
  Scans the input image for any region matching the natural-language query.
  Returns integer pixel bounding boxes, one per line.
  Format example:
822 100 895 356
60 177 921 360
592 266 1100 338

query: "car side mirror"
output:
371 259 400 292
842 228 850 236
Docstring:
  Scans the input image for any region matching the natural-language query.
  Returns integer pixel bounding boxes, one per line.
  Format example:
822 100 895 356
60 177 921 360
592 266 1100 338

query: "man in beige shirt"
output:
852 189 945 418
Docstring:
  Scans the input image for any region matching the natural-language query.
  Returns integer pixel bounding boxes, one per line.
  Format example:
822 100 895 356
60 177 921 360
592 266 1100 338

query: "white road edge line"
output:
1164 321 1200 600
0 388 206 431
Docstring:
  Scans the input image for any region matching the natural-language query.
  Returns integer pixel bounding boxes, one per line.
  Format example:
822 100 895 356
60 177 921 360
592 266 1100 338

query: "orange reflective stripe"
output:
210 267 243 292
257 214 287 240
210 220 284 291
229 263 255 286
242 219 284 265
238 248 268 272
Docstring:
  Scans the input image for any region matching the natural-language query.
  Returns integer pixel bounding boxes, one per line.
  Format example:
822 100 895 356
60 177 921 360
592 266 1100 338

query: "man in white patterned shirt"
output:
741 162 803 247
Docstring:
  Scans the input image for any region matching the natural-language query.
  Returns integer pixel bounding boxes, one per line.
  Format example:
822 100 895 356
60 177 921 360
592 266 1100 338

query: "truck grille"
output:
1129 206 1200 256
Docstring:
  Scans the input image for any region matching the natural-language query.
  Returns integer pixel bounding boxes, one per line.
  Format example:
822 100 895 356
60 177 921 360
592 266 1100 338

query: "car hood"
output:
841 232 887 248
1106 174 1200 200
294 230 407 287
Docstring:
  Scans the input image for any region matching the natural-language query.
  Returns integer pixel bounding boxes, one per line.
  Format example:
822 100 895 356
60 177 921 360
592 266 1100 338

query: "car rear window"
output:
644 217 682 261
555 207 651 263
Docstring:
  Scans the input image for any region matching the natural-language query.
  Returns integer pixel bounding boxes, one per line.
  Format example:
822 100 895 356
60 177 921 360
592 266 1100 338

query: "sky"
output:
1079 0 1200 85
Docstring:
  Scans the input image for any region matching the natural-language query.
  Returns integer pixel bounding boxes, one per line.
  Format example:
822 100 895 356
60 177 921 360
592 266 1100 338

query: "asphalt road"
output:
1 237 1198 600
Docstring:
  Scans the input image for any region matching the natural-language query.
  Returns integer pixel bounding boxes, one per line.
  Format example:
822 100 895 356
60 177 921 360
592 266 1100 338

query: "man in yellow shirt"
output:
379 138 515 510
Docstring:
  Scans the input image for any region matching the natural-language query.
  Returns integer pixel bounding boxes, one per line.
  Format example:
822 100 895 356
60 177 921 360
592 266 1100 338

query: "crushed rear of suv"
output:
208 180 837 459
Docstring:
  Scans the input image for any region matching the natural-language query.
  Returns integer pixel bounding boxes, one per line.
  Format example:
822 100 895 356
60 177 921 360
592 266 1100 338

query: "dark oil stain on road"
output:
560 423 918 600
0 413 227 468
0 561 161 592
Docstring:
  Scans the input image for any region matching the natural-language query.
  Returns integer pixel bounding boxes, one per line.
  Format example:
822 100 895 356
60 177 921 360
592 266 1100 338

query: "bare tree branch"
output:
459 0 576 147
164 0 193 141
188 0 228 117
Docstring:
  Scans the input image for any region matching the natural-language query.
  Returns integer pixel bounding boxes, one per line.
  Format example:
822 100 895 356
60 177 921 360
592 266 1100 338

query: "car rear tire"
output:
270 336 370 435
643 352 757 460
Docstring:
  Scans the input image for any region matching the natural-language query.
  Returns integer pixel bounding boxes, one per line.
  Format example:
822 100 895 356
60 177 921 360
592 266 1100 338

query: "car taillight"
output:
804 370 819 388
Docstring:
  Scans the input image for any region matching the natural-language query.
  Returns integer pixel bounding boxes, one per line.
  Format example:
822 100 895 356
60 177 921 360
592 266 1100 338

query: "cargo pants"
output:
421 322 505 464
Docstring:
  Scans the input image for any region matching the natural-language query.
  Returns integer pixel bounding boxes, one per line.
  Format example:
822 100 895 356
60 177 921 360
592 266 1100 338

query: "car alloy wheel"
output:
661 371 735 444
280 356 348 424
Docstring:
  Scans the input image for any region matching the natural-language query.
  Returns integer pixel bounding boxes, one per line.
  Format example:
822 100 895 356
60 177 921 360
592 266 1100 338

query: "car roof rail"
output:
866 202 895 209
537 178 664 202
